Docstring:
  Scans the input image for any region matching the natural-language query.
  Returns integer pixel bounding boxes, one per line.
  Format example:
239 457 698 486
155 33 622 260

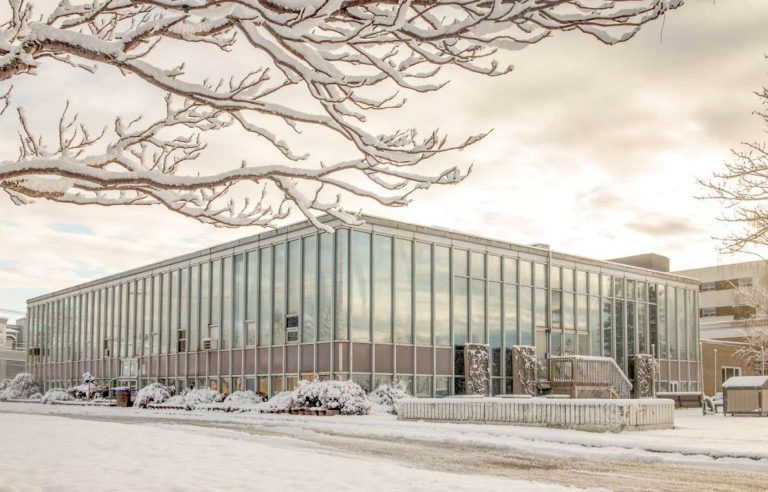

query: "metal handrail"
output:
548 356 632 399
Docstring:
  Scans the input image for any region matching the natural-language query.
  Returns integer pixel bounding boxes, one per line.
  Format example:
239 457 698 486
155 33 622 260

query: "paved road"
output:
8 409 766 491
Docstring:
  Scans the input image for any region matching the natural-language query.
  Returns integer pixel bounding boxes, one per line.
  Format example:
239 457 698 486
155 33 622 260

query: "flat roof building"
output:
26 215 701 396
674 260 768 395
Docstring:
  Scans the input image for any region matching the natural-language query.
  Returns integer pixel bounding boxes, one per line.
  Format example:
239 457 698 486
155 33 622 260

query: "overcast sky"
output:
2 0 768 322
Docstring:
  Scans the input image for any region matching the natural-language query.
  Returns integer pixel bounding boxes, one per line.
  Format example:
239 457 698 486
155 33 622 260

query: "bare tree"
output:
0 0 681 232
701 76 768 253
727 276 768 375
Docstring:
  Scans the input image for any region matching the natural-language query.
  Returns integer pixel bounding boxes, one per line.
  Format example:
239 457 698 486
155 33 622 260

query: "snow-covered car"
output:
712 393 724 412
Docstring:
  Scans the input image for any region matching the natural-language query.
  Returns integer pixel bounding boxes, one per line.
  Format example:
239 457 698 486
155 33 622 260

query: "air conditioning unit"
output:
202 338 217 350
177 339 187 353
28 347 41 356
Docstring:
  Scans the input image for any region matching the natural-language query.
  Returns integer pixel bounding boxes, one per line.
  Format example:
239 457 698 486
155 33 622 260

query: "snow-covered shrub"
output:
0 373 41 401
179 388 224 410
68 373 107 400
292 380 371 415
260 391 295 413
369 379 409 414
222 391 265 412
29 392 43 401
41 388 74 404
136 383 172 408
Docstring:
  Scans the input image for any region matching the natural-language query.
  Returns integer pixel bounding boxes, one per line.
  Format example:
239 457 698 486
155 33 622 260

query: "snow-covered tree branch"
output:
701 75 768 253
1 0 682 231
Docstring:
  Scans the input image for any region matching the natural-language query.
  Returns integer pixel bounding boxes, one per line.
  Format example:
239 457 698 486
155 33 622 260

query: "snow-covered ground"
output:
0 411 572 492
2 403 768 490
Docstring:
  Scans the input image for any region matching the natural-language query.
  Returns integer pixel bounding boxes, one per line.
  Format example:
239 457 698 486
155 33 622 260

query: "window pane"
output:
415 242 432 345
170 271 179 353
550 266 561 290
434 246 450 346
373 235 392 343
589 273 599 295
615 301 624 370
453 249 468 277
551 331 562 356
211 260 221 342
234 254 245 348
535 288 547 328
247 251 259 321
602 299 613 357
535 263 547 287
470 252 485 279
563 332 575 355
319 233 334 341
259 248 272 346
519 261 532 286
303 236 317 343
519 286 533 345
562 292 574 330
589 296 600 355
576 294 587 332
395 238 413 344
288 239 301 320
200 263 210 347
489 282 501 376
180 269 189 352
658 285 667 358
336 230 349 341
470 279 485 343
576 271 587 293
453 278 468 346
602 275 612 297
488 255 501 281
273 244 286 345
222 257 233 350
638 303 647 354
627 301 636 357
562 269 574 292
614 277 625 298
503 257 517 283
190 267 199 352
504 284 517 376
161 273 170 354
551 290 562 329
350 231 372 342
246 253 258 345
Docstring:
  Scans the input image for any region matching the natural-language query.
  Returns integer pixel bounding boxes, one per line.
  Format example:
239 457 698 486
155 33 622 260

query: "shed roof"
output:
722 376 768 389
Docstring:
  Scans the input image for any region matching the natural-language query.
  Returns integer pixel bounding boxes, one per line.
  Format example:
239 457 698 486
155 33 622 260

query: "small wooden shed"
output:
723 376 768 417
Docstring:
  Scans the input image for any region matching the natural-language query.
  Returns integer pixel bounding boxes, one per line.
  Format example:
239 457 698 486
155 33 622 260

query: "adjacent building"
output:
675 260 768 396
26 215 701 396
0 317 27 380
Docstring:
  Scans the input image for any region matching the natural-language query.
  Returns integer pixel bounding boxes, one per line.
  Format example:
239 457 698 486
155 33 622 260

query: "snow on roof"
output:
722 376 768 389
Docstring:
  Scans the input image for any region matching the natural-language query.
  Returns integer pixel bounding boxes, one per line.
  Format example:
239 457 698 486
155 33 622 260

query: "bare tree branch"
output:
0 0 682 231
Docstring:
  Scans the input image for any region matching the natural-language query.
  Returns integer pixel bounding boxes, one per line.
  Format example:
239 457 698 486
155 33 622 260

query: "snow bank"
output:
41 389 74 404
0 373 41 401
292 380 371 415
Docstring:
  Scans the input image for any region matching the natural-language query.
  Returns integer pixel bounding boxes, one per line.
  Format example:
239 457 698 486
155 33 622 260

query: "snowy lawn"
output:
0 412 573 492
2 402 768 489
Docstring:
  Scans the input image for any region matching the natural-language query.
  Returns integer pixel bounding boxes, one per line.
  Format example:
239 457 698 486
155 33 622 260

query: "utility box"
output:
723 376 768 417
115 387 133 408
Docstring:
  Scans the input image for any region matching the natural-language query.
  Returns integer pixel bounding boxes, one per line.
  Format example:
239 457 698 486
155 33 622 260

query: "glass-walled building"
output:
26 215 701 395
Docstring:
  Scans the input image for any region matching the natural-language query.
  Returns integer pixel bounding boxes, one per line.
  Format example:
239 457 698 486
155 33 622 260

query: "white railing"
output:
398 398 674 432
548 356 632 399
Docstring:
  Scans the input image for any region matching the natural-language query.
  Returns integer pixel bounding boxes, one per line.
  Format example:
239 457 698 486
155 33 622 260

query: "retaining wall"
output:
397 397 675 432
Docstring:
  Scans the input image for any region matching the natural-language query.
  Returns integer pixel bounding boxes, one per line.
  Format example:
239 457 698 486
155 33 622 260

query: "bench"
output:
656 392 703 409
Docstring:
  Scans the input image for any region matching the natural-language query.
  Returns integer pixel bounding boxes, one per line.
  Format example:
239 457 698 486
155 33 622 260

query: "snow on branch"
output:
0 0 681 230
